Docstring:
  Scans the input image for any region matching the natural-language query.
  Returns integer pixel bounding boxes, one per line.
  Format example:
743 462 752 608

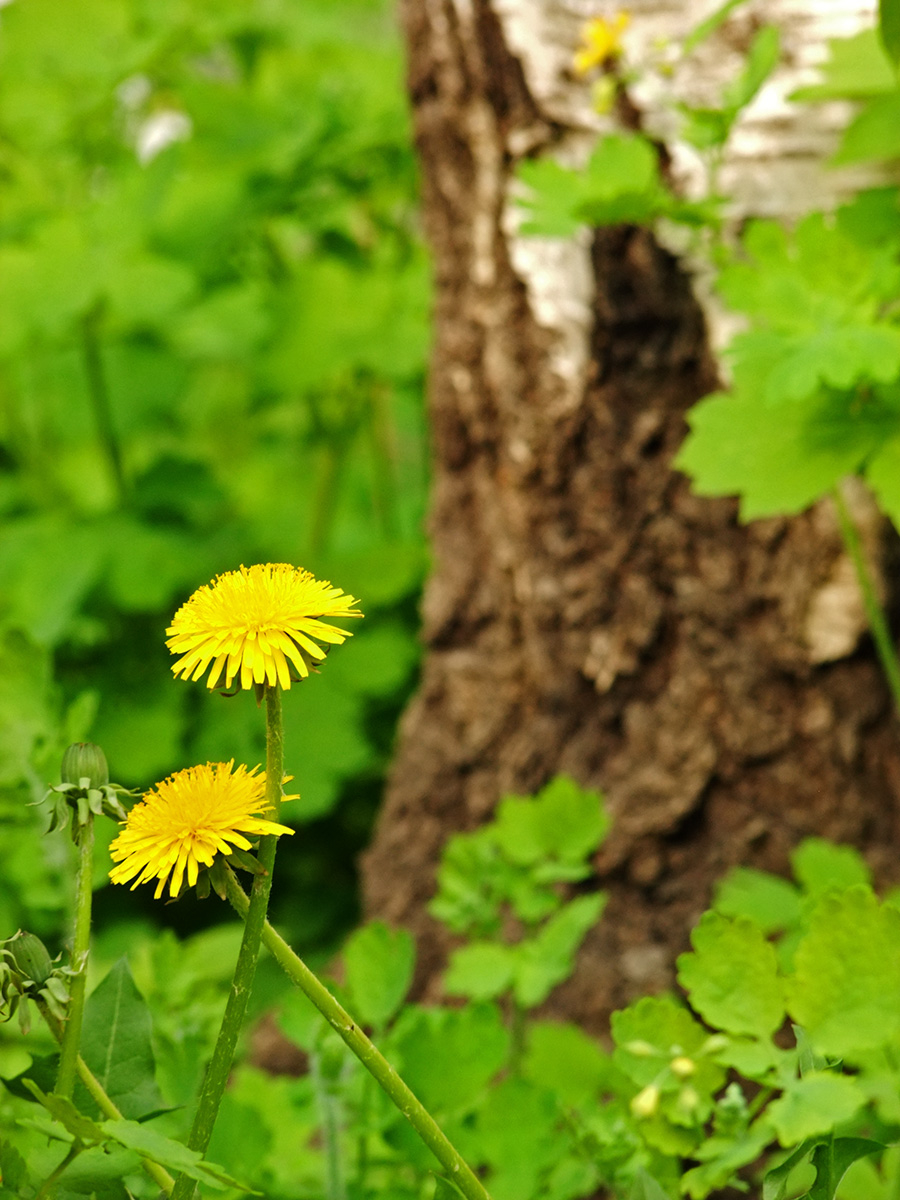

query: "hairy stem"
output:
55 816 94 1100
833 483 900 717
224 870 492 1200
171 685 283 1200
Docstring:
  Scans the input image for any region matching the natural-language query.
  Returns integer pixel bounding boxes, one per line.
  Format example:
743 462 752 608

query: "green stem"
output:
171 685 284 1200
55 816 94 1100
311 1049 347 1200
36 1000 175 1194
224 871 492 1200
81 306 126 504
833 483 900 717
35 1142 81 1200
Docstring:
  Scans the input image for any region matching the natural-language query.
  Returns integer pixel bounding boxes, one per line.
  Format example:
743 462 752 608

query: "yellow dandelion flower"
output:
109 761 295 899
573 12 630 75
166 563 363 691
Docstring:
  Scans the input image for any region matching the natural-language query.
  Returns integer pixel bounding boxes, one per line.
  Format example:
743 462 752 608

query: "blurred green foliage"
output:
0 0 429 946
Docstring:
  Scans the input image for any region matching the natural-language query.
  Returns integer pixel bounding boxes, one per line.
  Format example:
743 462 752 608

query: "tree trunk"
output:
362 0 900 1030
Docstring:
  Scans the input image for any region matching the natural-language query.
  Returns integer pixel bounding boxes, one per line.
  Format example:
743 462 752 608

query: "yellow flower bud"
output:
630 1084 660 1118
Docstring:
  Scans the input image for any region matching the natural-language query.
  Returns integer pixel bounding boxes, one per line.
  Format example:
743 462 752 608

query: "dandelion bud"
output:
630 1084 660 1118
6 931 52 986
671 1055 695 1078
61 743 109 790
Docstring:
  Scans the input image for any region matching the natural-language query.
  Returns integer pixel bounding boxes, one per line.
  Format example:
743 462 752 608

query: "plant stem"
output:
311 1049 347 1200
224 870 492 1200
81 306 126 504
55 815 94 1100
36 999 175 1195
171 684 284 1200
35 1143 81 1200
833 483 900 717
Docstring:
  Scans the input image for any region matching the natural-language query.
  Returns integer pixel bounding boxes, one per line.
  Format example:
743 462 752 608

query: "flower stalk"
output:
54 815 94 1100
224 869 492 1200
170 685 284 1200
833 482 900 717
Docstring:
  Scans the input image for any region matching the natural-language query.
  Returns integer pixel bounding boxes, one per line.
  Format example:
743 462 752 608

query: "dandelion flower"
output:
573 12 630 75
109 761 294 899
167 563 362 691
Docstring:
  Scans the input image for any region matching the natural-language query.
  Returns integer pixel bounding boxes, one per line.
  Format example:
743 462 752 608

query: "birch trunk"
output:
361 0 900 1026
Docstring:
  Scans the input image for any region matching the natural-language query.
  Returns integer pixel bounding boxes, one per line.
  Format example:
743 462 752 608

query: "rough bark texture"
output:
361 0 900 1031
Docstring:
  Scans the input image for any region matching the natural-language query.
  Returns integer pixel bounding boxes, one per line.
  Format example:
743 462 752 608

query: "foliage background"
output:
0 0 429 950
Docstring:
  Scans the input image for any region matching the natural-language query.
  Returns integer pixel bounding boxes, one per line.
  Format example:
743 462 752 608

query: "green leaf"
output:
865 435 900 530
834 92 900 164
723 26 780 114
102 1119 254 1190
493 776 609 866
808 1137 885 1200
714 867 802 934
21 1080 105 1143
675 388 886 520
0 1144 27 1192
791 30 896 101
677 912 785 1038
787 886 900 1056
790 838 871 896
682 1120 774 1199
524 1020 613 1108
475 1078 559 1200
513 893 606 1008
80 959 165 1120
767 1074 865 1145
444 942 516 1002
389 1003 510 1113
628 1168 674 1200
342 920 415 1028
612 995 725 1096
881 0 900 69
763 1139 820 1200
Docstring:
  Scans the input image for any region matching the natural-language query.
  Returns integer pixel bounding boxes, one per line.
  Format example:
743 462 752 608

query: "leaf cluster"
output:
676 189 900 524
429 776 609 1010
0 0 430 948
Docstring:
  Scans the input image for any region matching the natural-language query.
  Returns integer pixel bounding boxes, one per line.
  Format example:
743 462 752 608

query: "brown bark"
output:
361 0 900 1031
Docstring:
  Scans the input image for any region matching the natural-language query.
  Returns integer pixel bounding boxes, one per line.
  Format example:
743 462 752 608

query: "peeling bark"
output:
362 0 900 1029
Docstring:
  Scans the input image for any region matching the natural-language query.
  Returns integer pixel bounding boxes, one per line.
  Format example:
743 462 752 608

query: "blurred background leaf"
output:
0 0 428 951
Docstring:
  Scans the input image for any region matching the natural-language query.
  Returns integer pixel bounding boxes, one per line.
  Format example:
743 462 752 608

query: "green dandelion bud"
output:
61 742 109 790
6 931 52 987
37 743 132 837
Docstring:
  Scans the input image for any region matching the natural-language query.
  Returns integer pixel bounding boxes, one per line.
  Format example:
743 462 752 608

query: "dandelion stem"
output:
171 684 284 1200
833 482 900 717
55 815 94 1100
224 869 492 1200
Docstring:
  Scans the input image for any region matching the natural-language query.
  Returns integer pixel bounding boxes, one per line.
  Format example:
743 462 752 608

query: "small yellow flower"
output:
167 563 362 691
573 12 630 75
109 761 295 899
630 1084 660 1118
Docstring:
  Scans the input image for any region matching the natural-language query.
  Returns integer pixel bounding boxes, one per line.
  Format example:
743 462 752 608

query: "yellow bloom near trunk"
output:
166 562 363 690
109 761 294 899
